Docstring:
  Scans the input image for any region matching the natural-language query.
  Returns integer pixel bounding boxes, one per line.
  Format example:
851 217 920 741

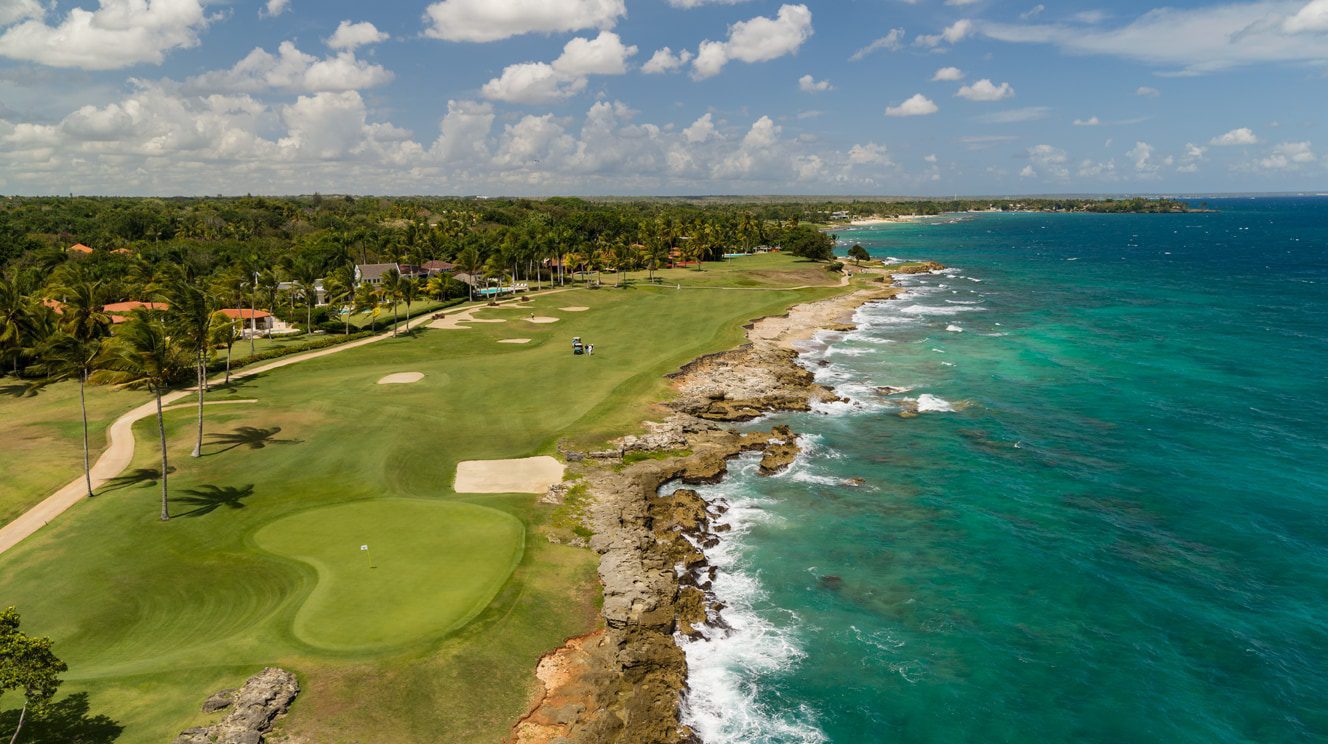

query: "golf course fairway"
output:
254 499 524 653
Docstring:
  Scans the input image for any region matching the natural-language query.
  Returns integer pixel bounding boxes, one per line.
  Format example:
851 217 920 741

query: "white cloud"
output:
430 99 495 163
1283 0 1328 32
423 0 626 43
683 113 717 143
184 42 394 94
956 79 1014 101
691 4 814 79
1135 85 1160 97
946 0 980 5
885 93 938 117
667 0 754 6
982 1 1328 74
554 31 637 75
0 0 212 70
1255 140 1316 169
481 31 635 104
976 105 1049 123
1074 116 1101 126
931 66 964 81
481 62 585 104
327 21 389 51
798 74 832 92
642 47 693 74
1026 143 1069 179
848 142 891 165
1021 4 1046 19
850 28 905 61
262 0 290 18
1210 127 1259 145
917 19 973 47
0 0 42 25
1127 140 1157 173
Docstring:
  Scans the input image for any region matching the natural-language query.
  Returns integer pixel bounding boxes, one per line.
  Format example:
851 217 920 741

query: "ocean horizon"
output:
677 196 1328 743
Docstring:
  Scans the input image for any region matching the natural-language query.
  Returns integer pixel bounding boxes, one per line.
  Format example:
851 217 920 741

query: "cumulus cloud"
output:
1135 85 1160 97
481 31 635 104
184 42 394 94
690 4 814 79
916 19 973 47
262 0 290 18
1283 0 1328 32
1074 116 1101 126
667 0 754 6
956 79 1014 101
1024 143 1069 179
1210 127 1259 145
1127 140 1157 174
642 47 693 74
932 66 964 81
798 74 832 92
430 99 495 163
848 142 891 165
327 21 389 51
0 0 42 25
982 1 1328 74
885 93 938 117
1255 140 1316 169
849 27 904 61
423 0 626 43
683 113 717 143
0 0 212 70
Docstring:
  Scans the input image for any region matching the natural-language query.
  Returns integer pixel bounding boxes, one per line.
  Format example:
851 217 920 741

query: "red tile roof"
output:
103 301 169 313
69 243 93 253
217 308 273 320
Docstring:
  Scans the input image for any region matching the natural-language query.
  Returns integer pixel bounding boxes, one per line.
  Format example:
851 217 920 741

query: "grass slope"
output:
0 255 845 742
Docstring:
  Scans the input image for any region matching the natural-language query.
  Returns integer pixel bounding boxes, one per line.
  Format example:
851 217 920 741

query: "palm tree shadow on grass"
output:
0 692 123 743
175 484 255 517
205 426 302 455
101 466 176 493
0 381 45 398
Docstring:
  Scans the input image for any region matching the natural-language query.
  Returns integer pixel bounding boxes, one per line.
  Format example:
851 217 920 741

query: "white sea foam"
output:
676 456 828 744
946 324 964 333
916 393 955 412
899 304 982 316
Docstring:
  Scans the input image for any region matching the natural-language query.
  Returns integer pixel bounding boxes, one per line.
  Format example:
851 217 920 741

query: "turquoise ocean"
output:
675 198 1328 743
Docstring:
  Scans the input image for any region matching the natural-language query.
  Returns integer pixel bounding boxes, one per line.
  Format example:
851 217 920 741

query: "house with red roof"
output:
103 301 169 323
69 243 93 254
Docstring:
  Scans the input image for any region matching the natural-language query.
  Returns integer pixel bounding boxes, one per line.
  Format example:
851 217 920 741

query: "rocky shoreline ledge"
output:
511 267 921 744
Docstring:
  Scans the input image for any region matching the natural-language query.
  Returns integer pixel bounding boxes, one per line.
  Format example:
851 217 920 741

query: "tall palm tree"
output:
0 273 32 375
290 260 322 334
458 247 482 302
39 334 104 498
400 277 419 331
42 280 112 497
323 265 355 335
164 275 215 458
380 267 403 336
210 310 240 384
353 284 379 332
96 312 189 520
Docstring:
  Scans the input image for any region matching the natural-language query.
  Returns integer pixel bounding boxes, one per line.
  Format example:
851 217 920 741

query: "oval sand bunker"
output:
499 338 532 344
377 372 424 384
559 306 590 312
525 316 560 324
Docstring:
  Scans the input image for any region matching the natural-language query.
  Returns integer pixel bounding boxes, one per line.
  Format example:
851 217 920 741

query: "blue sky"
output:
0 0 1325 196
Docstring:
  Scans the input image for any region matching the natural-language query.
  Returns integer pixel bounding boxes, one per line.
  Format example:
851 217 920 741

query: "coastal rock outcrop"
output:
174 667 299 744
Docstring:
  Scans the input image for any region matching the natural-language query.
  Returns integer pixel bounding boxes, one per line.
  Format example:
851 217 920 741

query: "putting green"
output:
254 499 524 653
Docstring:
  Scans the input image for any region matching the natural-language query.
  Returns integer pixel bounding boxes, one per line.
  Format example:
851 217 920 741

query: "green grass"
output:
254 500 524 653
0 379 144 525
0 254 845 742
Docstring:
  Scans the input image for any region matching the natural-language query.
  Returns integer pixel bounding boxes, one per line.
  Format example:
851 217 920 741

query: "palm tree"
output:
96 312 189 521
210 310 240 384
323 266 355 335
41 280 112 498
400 277 419 331
39 334 104 498
380 267 403 336
164 275 215 458
458 247 482 302
353 284 379 332
0 273 32 375
290 260 321 334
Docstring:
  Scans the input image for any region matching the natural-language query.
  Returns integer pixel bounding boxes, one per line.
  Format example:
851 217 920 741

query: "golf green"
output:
254 499 524 653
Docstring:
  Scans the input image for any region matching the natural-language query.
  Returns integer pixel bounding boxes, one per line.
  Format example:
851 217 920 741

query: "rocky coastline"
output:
511 267 918 744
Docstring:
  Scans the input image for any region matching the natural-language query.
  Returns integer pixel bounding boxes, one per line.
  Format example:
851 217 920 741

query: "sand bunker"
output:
559 306 590 312
525 316 560 324
499 339 532 344
377 372 424 385
469 318 507 323
454 456 565 494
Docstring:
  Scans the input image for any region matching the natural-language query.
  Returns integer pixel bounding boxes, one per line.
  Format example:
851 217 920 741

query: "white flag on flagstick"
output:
361 545 368 551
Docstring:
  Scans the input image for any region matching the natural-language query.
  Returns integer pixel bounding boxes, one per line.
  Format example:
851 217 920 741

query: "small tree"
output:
0 607 68 744
847 244 870 265
209 311 240 384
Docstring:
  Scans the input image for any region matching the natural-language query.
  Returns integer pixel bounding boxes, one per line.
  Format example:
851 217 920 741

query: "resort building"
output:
276 279 327 306
218 308 278 337
68 243 93 254
103 301 169 323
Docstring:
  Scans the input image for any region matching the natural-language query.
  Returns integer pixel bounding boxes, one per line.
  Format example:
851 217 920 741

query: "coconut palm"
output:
400 277 420 331
39 334 105 498
95 312 190 520
458 246 482 302
0 273 33 375
210 310 240 384
353 284 379 332
380 267 403 336
323 265 355 335
164 275 216 458
290 260 321 333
